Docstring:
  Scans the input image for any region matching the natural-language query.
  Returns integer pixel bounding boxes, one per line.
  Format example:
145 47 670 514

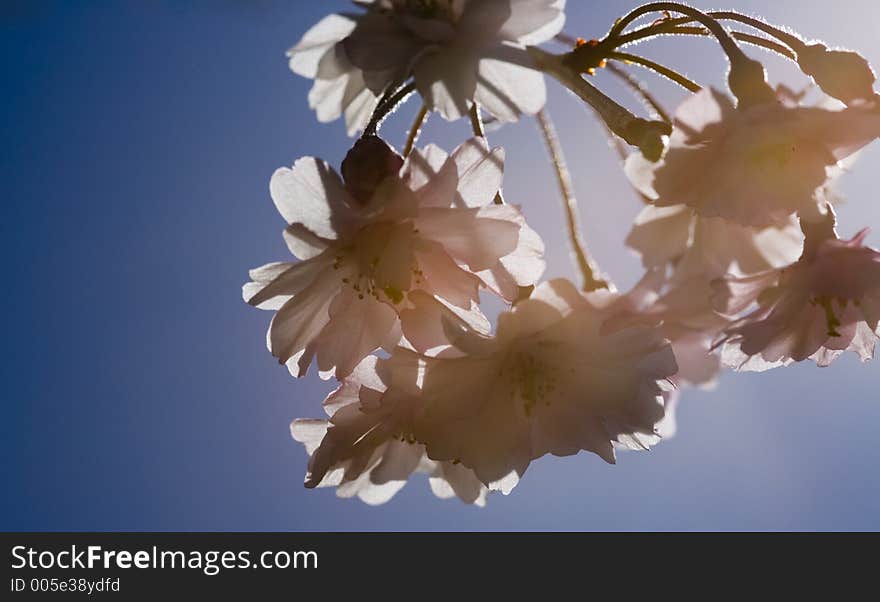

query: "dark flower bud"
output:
797 44 876 106
341 135 404 205
728 57 778 109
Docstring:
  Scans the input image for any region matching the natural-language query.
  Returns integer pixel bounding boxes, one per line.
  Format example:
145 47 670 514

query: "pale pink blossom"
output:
290 0 566 128
391 278 678 487
243 137 544 379
712 226 880 371
625 88 880 227
602 270 728 388
286 14 380 136
625 204 803 280
291 357 490 506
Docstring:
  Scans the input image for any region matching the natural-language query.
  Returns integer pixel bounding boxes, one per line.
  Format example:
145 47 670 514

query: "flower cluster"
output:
245 1 880 506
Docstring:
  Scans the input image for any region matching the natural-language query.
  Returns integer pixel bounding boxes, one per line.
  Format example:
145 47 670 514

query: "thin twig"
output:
730 31 797 60
608 51 702 92
535 108 611 292
604 62 671 123
402 104 429 157
616 23 797 61
468 103 485 138
529 46 670 160
363 82 416 136
603 2 778 107
612 18 799 62
608 2 748 63
708 11 807 54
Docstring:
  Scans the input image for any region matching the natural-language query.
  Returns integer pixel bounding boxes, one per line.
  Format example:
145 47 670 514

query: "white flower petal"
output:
475 44 546 121
268 271 340 364
370 440 423 484
413 242 482 308
501 0 567 45
290 419 328 457
287 14 356 78
283 224 331 260
414 48 479 121
450 137 505 207
314 287 399 379
625 204 692 268
270 158 356 239
416 206 519 270
342 11 423 77
243 255 330 309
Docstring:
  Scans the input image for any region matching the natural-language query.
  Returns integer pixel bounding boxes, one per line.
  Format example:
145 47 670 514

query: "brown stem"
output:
402 104 429 157
607 51 701 92
535 108 611 292
605 62 671 123
468 103 485 138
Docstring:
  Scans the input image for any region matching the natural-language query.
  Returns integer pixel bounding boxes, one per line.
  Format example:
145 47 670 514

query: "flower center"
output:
811 295 847 337
502 351 560 418
334 223 424 305
746 141 798 171
393 431 421 445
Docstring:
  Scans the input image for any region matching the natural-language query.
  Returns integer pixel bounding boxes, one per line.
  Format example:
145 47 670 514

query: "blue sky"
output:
3 0 880 531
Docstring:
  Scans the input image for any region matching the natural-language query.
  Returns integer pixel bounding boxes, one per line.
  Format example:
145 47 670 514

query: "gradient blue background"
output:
3 0 879 531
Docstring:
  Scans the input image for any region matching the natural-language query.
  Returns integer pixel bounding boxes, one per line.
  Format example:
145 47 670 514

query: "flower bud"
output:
727 57 777 109
341 136 404 205
797 44 876 106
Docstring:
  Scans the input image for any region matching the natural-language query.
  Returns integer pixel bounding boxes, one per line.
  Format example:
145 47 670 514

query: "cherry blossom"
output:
602 270 728 388
289 0 566 128
712 220 880 371
625 204 803 280
291 357 492 506
293 279 678 497
393 279 678 487
254 3 880 509
243 136 544 379
625 88 880 227
618 203 801 387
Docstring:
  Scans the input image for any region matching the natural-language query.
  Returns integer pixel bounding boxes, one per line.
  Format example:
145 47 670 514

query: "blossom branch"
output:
600 2 777 107
529 46 670 161
555 34 672 134
608 3 746 59
535 108 611 292
554 58 658 202
610 8 876 104
550 40 661 195
711 12 877 104
558 28 791 84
